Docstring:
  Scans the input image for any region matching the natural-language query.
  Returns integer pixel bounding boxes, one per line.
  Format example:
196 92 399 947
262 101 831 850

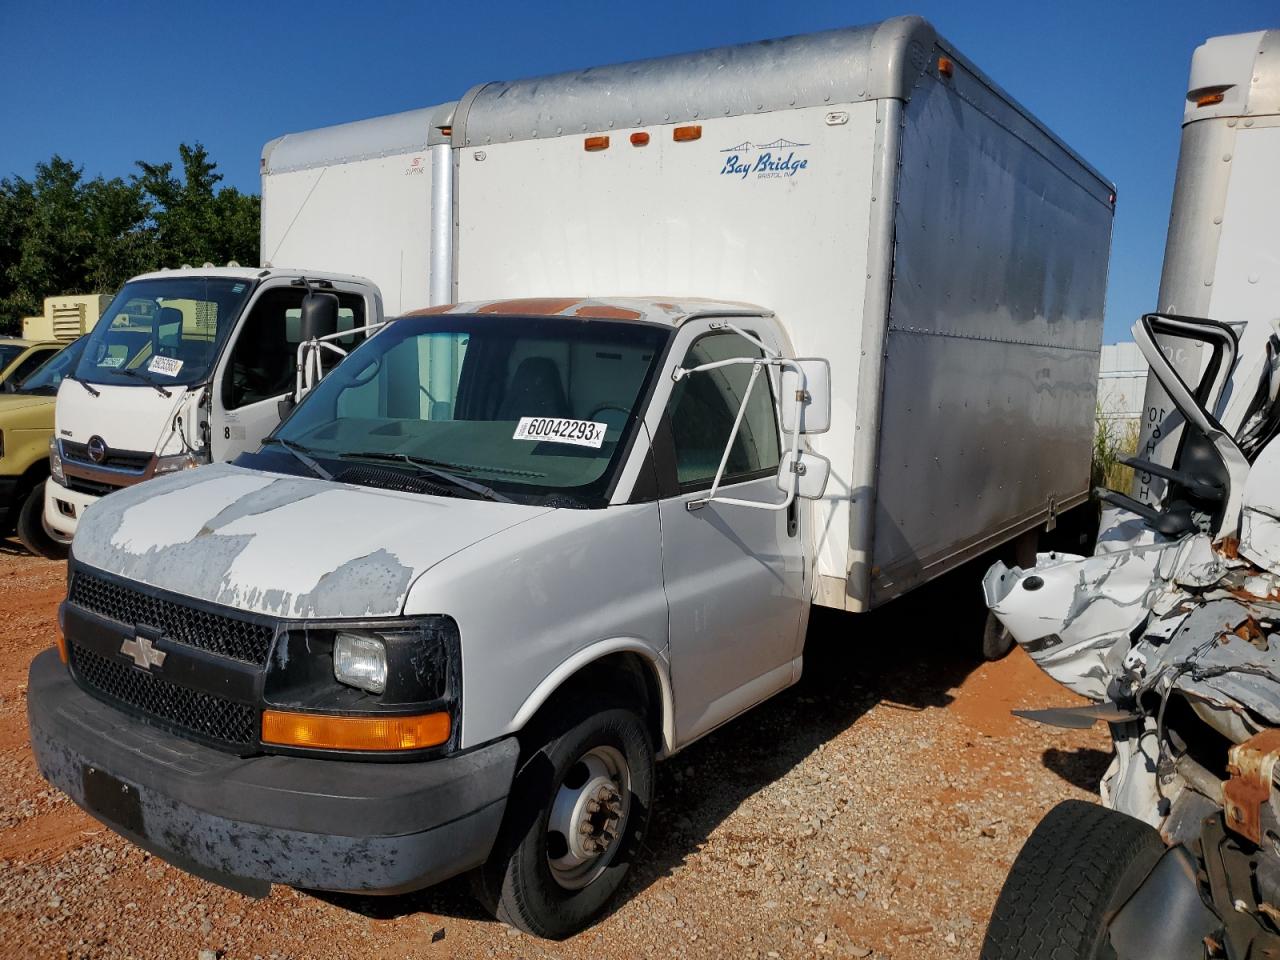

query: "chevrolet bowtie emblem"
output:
121 632 166 670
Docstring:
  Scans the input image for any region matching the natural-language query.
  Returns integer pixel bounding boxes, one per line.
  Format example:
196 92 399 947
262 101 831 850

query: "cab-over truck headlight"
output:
153 451 206 475
261 616 460 757
49 436 64 483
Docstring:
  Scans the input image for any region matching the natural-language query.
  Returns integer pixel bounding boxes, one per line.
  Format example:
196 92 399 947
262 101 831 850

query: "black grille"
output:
63 474 122 497
71 643 257 747
61 440 152 472
69 573 276 665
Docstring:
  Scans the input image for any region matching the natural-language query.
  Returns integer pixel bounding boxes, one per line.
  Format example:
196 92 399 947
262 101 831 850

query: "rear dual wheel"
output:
473 704 654 939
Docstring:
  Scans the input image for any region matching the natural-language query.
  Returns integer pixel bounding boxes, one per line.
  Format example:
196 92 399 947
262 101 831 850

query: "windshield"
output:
16 337 86 395
273 314 671 507
0 343 26 370
74 277 254 387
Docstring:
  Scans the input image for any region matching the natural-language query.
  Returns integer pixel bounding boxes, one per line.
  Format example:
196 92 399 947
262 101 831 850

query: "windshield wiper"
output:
70 377 100 398
340 451 512 503
116 367 172 398
263 437 333 481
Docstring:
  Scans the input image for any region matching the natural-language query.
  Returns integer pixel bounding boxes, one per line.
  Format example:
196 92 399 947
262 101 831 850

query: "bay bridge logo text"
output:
719 139 810 180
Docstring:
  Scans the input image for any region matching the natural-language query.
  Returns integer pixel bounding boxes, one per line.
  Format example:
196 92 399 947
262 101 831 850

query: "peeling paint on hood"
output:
72 463 550 618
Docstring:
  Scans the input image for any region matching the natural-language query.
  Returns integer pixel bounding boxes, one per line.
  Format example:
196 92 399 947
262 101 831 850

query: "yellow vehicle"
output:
0 338 86 558
0 338 64 389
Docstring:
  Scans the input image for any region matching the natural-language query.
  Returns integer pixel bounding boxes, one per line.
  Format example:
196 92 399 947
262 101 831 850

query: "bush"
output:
1092 411 1141 494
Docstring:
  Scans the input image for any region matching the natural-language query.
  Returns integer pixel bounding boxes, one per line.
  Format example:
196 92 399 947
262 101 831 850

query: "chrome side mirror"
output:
776 449 830 500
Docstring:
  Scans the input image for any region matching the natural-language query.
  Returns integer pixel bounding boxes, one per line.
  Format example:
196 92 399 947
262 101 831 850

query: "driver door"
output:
654 321 809 746
211 284 367 461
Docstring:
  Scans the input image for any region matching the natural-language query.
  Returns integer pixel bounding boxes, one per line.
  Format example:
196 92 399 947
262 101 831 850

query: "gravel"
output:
0 543 1109 958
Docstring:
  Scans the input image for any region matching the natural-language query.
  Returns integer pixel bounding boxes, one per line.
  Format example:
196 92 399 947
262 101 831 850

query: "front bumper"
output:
27 649 518 896
43 477 91 541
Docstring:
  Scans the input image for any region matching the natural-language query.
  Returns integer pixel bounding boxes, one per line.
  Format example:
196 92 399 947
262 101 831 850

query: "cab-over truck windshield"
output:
75 277 254 388
271 314 671 507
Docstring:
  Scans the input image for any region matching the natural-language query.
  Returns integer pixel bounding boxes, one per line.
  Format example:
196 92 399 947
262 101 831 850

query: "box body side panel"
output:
869 73 1112 603
262 152 435 316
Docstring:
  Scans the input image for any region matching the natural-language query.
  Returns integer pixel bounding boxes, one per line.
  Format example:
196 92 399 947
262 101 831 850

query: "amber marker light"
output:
630 131 651 146
1195 92 1225 107
938 56 954 78
584 135 611 151
55 633 68 664
262 709 451 751
673 125 702 142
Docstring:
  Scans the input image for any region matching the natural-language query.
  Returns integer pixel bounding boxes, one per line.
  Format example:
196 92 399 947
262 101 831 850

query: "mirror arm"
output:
686 356 807 512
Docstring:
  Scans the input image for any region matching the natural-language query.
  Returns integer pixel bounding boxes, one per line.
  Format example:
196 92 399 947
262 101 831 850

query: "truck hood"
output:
71 463 551 619
0 393 56 415
54 378 191 453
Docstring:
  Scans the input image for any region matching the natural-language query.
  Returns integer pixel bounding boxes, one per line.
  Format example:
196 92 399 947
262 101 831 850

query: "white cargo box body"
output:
1134 29 1280 502
450 17 1114 612
261 102 456 315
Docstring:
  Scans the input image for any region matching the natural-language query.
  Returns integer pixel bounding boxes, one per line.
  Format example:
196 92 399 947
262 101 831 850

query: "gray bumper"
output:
27 649 518 896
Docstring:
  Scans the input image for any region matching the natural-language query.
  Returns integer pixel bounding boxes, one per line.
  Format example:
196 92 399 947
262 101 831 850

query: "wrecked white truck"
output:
28 18 1113 940
980 28 1280 960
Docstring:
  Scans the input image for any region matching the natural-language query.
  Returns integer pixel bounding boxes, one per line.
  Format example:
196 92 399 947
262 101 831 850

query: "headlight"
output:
333 632 387 694
49 436 64 483
262 617 461 756
153 451 204 475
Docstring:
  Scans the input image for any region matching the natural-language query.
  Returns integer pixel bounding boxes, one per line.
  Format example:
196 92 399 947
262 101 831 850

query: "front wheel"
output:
16 482 67 560
474 705 654 939
981 800 1165 959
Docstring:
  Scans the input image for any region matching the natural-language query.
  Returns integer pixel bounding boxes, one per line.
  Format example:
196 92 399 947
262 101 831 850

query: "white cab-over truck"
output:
980 29 1280 960
29 18 1113 938
43 103 458 550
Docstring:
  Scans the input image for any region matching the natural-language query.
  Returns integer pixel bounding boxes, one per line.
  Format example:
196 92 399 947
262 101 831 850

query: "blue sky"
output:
1 1 1274 342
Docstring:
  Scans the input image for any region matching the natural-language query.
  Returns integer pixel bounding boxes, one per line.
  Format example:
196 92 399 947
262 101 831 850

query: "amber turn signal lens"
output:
261 710 451 751
55 634 68 664
673 125 702 142
584 135 610 151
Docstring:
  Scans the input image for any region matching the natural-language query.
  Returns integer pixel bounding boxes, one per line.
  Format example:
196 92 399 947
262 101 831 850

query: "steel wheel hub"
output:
546 744 631 890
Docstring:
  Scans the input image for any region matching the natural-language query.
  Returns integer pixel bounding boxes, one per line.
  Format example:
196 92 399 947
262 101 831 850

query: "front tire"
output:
981 610 1016 661
475 704 654 939
981 800 1165 959
16 481 67 560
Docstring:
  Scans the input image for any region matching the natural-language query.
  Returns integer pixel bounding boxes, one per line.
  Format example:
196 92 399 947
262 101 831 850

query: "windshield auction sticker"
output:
513 417 607 449
147 356 184 377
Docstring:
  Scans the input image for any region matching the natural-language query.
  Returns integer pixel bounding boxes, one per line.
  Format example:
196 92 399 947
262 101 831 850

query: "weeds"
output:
1092 410 1141 494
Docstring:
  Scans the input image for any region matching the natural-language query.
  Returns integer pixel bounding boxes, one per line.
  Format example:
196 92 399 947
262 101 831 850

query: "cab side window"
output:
667 332 780 489
223 289 365 409
10 347 58 384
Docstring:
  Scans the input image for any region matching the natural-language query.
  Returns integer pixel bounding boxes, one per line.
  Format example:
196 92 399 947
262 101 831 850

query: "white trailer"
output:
1134 29 1280 504
31 16 1114 941
452 15 1114 609
261 102 456 315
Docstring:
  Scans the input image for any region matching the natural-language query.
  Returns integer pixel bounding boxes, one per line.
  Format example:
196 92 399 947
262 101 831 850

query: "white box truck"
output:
29 17 1113 939
41 104 459 552
980 29 1280 959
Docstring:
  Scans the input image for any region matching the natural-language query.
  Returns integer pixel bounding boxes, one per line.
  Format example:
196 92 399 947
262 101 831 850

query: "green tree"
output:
134 143 259 269
0 144 259 335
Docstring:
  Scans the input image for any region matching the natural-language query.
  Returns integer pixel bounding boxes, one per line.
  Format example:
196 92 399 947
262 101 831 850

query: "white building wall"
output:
1098 342 1148 424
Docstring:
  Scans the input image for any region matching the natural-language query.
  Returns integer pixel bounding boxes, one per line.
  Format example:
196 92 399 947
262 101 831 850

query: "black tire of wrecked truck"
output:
980 799 1165 960
16 481 67 561
470 701 655 939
